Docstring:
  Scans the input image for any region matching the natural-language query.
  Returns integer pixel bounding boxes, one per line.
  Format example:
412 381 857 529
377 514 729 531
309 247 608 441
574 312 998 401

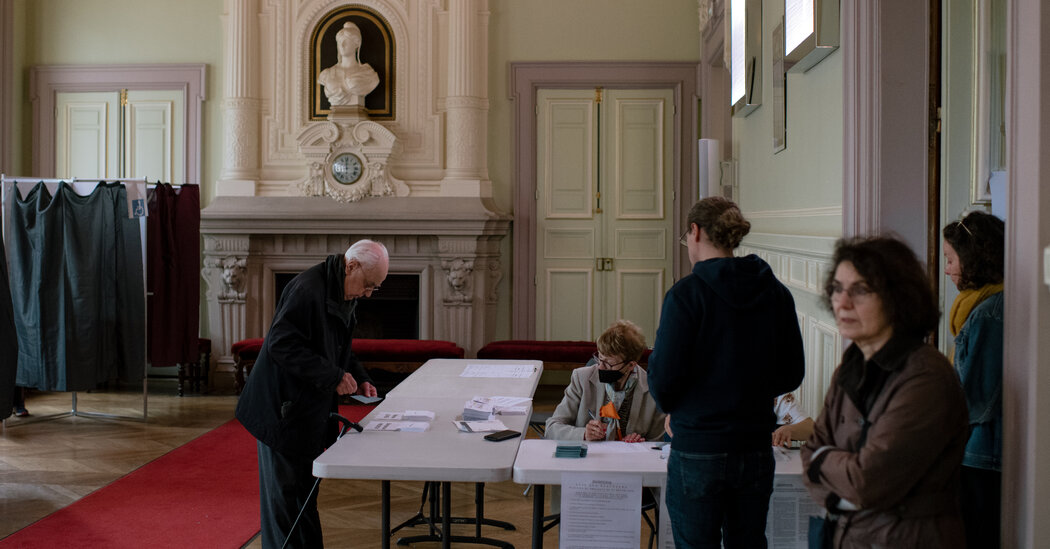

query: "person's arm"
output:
805 361 965 511
265 284 343 392
646 291 695 414
772 417 814 447
954 305 1003 425
801 380 840 507
769 290 806 397
544 369 590 441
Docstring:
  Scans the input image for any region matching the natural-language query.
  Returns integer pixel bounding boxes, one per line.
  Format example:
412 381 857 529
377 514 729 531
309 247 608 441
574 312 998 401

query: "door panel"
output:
616 269 664 339
537 88 674 343
56 92 119 179
545 269 593 340
613 97 668 219
125 90 184 183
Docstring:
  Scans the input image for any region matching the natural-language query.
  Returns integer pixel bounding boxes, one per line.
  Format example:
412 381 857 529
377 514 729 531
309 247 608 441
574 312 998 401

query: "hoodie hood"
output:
691 254 779 310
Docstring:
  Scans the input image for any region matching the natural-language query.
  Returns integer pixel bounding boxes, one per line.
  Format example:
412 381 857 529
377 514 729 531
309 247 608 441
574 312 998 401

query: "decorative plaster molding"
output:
744 206 842 219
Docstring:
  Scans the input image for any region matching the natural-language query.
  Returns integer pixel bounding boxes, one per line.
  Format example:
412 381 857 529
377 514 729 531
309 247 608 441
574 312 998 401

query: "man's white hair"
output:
345 239 389 268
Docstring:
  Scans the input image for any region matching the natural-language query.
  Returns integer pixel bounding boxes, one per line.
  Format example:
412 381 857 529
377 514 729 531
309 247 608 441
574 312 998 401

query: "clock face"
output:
331 152 363 184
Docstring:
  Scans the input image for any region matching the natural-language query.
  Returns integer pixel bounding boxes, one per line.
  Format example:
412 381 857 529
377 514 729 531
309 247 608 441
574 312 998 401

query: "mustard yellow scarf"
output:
949 283 1004 337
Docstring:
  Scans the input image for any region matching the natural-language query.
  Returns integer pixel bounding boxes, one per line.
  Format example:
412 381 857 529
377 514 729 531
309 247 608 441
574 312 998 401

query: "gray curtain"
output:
6 182 145 392
0 233 16 419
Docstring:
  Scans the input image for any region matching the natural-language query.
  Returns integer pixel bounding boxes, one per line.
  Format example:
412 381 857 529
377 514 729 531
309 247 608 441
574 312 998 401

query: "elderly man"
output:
236 239 389 548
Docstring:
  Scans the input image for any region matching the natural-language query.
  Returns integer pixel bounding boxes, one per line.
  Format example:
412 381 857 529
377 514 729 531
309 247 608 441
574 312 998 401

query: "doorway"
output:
535 87 674 342
509 62 702 341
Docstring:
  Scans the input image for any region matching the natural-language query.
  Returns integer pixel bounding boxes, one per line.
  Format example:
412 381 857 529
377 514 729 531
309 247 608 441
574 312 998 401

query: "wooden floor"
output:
0 381 658 548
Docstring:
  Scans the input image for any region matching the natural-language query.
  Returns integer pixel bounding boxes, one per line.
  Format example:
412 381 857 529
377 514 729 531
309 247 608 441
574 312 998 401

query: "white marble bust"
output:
318 22 380 107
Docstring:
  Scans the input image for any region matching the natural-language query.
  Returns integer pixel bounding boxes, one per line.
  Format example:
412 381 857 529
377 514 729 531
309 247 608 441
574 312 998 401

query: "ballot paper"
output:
554 443 588 458
374 410 436 422
363 421 431 432
402 410 436 421
463 399 495 421
494 405 529 416
452 419 508 433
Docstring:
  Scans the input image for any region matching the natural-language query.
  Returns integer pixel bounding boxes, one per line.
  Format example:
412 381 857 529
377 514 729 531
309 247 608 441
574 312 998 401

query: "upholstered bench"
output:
476 340 652 372
234 338 464 395
352 339 465 394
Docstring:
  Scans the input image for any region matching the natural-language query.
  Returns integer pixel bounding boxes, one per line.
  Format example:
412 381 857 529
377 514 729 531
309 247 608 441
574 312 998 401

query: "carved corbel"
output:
441 257 474 304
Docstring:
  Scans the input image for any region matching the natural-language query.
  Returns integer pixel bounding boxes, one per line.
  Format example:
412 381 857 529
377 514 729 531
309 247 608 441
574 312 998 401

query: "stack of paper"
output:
363 421 431 432
452 419 508 433
364 409 436 433
402 410 436 421
463 398 495 421
554 443 588 458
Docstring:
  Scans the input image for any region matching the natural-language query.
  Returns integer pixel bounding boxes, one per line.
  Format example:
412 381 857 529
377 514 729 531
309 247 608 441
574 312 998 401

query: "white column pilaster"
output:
219 0 260 196
443 0 490 195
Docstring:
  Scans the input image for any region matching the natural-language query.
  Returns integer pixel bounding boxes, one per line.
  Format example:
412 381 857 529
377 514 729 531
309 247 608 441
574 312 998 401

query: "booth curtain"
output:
0 233 17 419
6 182 145 392
146 184 200 368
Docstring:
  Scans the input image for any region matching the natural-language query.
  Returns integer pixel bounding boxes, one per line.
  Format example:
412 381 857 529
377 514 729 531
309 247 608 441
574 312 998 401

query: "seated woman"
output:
771 393 814 447
545 320 666 442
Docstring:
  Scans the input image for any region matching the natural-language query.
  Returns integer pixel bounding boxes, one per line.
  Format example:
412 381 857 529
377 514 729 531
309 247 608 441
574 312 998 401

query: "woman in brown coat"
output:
802 236 969 548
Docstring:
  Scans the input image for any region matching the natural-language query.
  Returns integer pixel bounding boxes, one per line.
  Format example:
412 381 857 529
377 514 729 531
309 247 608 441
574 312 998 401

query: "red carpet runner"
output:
0 405 376 549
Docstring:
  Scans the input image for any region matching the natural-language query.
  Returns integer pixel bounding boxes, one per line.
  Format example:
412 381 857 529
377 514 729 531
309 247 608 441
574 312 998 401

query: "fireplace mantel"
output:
200 195 510 388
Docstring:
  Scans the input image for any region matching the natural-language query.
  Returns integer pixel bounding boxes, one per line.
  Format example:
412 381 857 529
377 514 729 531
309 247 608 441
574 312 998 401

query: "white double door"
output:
55 89 184 182
536 88 675 344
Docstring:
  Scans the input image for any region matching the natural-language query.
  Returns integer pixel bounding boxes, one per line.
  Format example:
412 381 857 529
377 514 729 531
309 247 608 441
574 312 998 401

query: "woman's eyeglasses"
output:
593 353 626 369
829 282 874 301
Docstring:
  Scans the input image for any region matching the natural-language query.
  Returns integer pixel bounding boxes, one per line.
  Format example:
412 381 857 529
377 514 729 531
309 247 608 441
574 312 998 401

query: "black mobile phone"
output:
484 429 521 442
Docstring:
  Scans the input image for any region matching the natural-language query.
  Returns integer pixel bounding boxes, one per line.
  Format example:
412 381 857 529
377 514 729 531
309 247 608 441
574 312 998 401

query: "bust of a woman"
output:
318 22 380 107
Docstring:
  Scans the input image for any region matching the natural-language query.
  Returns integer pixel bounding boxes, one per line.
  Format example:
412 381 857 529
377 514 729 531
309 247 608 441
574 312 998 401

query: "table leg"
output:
532 484 545 549
442 481 452 549
382 480 391 549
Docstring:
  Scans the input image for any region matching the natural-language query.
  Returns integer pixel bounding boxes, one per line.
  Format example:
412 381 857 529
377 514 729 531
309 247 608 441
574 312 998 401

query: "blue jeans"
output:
665 448 774 549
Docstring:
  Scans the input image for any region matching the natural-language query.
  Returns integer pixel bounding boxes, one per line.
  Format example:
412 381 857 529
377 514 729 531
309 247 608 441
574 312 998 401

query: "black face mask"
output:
598 368 625 384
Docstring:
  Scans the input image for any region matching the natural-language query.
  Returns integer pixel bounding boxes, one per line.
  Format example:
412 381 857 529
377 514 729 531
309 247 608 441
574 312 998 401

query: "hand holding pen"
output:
585 410 607 441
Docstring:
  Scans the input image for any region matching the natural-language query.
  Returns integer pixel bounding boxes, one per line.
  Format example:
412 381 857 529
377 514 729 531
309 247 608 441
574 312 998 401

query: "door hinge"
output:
120 89 128 107
595 87 603 104
595 257 614 271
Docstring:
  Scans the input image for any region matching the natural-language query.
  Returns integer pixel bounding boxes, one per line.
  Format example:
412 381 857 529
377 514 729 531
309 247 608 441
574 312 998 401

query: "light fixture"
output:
785 0 839 73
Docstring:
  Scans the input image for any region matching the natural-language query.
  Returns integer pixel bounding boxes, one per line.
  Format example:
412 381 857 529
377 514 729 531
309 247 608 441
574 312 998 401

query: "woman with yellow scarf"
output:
943 210 1004 549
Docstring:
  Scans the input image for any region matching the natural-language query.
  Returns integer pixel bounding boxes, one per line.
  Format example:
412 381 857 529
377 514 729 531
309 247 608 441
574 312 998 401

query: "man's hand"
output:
357 381 377 398
336 372 358 395
622 433 645 443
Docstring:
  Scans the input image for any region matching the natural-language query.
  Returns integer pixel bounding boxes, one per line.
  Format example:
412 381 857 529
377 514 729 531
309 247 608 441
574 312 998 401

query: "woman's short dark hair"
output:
822 235 940 339
942 211 1005 290
687 196 751 250
596 320 647 363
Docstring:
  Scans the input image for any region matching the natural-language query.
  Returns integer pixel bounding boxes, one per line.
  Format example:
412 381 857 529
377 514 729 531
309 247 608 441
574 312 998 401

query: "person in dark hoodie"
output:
236 239 388 548
647 197 805 549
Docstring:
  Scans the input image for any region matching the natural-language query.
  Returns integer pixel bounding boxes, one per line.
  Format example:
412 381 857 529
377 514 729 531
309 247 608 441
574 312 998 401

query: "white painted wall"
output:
16 0 224 200
729 0 844 418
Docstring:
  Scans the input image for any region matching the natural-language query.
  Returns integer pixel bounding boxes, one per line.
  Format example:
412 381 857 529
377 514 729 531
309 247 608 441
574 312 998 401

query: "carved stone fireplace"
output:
200 195 509 386
202 1 507 388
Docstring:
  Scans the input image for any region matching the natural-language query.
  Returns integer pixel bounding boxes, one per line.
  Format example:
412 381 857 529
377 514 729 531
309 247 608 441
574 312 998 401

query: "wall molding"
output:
739 232 836 295
744 205 842 219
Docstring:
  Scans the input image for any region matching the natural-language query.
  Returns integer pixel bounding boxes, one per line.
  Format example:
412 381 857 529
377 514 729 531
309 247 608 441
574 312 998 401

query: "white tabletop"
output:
386 358 543 398
313 359 543 483
512 439 804 487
